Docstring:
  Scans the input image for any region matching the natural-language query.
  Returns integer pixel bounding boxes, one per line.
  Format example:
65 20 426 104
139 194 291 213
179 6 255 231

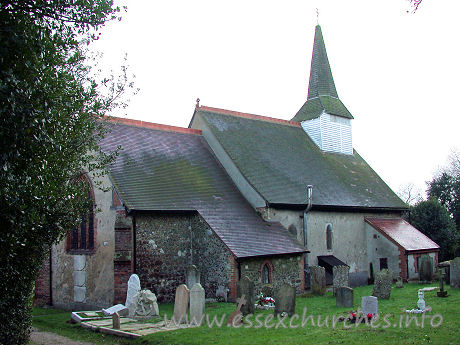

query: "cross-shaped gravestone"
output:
226 295 246 326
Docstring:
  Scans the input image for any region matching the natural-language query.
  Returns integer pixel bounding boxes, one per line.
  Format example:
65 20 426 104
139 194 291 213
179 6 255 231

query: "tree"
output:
427 150 460 230
0 2 130 343
398 182 423 206
408 199 458 262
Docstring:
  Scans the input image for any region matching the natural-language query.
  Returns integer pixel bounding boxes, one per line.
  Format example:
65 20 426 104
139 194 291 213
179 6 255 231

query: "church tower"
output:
292 25 354 155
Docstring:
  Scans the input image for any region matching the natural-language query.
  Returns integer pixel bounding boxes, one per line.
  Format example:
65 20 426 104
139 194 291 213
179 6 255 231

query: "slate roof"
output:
365 218 440 252
194 106 407 210
99 117 307 258
292 25 353 122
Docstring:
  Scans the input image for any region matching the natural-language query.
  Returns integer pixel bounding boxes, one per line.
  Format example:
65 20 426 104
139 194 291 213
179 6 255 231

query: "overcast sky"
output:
91 0 460 198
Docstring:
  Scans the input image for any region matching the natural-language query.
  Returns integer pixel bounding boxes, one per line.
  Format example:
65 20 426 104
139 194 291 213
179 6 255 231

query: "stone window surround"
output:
259 260 274 284
66 173 97 255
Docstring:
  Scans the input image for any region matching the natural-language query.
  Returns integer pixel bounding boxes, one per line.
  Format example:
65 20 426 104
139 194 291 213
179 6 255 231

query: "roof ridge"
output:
198 105 301 127
105 116 202 135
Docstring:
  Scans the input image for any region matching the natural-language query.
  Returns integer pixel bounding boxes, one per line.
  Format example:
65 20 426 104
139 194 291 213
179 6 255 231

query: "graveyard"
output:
32 281 460 345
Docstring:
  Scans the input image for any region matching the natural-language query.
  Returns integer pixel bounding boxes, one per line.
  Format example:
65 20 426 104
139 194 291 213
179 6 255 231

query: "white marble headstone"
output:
125 274 141 309
361 296 378 316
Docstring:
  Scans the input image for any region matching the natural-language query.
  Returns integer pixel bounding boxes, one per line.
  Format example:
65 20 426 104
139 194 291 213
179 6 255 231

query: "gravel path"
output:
29 328 96 345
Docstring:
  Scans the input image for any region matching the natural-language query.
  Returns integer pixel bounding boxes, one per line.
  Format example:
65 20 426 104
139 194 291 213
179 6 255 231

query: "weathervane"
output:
316 8 319 25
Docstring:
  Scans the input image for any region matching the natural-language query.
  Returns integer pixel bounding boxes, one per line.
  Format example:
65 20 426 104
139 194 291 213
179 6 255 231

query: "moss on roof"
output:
198 109 406 210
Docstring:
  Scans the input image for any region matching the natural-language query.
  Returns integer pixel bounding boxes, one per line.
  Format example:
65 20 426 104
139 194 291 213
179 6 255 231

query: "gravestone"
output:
128 289 159 319
396 276 404 288
336 287 353 308
361 296 378 316
216 285 229 302
333 265 349 295
419 255 433 282
112 312 120 329
437 269 448 297
227 295 246 326
372 269 392 299
186 265 200 289
450 257 460 288
274 283 296 316
237 276 254 315
261 284 274 298
310 266 326 295
173 284 190 323
439 261 451 285
125 274 141 309
190 283 205 326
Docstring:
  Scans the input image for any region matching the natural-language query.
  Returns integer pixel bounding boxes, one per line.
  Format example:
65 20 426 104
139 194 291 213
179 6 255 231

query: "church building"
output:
34 25 439 309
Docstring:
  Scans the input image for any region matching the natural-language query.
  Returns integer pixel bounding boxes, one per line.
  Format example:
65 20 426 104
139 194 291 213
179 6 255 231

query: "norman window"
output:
326 224 333 250
67 175 95 253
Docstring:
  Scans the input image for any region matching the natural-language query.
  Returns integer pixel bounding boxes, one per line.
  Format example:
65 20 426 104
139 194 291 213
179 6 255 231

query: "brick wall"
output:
113 212 133 304
34 254 51 306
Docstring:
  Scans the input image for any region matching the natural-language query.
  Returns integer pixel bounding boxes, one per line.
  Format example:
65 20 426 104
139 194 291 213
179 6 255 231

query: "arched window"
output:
261 261 273 284
67 175 95 253
326 224 333 250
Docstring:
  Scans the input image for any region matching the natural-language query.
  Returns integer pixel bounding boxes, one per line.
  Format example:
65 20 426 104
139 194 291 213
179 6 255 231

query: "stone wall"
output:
135 212 192 302
135 212 232 302
190 214 232 299
264 208 402 287
51 172 116 310
113 212 133 304
238 254 303 295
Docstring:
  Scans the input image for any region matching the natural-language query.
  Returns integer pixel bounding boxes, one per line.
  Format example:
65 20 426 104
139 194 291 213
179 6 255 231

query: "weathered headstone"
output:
274 283 296 316
125 274 141 309
439 260 451 285
226 295 246 326
396 276 404 288
190 283 205 326
216 285 229 302
173 284 190 323
186 265 200 289
112 312 120 329
129 289 159 319
261 284 274 298
333 265 349 295
237 276 254 315
437 269 448 297
419 255 434 282
450 257 460 288
310 266 326 295
361 296 378 316
336 287 353 308
372 269 392 299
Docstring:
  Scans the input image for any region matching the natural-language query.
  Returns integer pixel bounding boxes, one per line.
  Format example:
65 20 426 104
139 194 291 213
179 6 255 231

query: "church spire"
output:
292 25 353 122
307 25 338 100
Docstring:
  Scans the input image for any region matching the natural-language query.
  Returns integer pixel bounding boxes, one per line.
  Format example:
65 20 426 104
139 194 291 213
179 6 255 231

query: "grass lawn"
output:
32 283 460 345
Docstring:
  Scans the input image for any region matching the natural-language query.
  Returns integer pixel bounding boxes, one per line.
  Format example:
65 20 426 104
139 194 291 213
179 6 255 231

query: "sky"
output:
91 0 460 199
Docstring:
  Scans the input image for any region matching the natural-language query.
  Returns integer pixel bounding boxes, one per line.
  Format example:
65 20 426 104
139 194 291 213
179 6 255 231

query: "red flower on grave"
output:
367 313 373 319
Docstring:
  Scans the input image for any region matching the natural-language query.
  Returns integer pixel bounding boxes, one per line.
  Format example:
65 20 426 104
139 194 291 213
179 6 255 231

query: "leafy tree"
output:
408 199 458 262
427 151 460 230
0 1 130 343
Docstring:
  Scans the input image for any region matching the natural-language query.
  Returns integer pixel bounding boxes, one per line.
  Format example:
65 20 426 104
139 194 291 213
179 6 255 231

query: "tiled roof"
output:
195 107 407 210
99 117 306 258
365 218 440 252
292 25 353 122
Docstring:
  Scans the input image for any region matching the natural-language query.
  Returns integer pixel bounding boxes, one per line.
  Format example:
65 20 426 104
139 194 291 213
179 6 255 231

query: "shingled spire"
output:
292 25 353 122
307 25 338 100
